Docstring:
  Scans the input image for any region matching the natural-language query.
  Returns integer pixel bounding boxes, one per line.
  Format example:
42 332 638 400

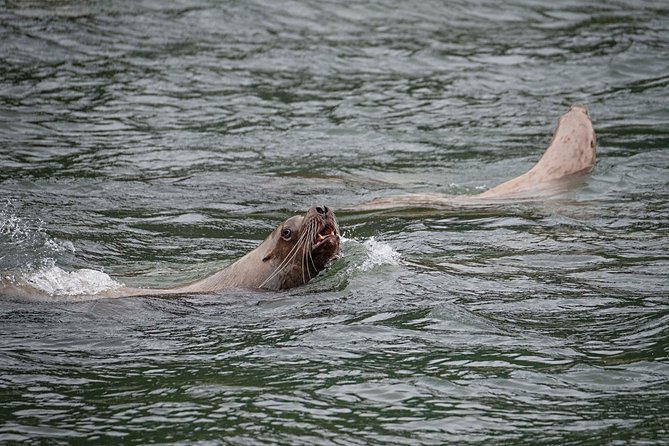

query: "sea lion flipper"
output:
476 104 596 199
348 104 598 211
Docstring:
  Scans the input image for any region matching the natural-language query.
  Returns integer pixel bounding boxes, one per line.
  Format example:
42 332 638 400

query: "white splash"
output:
359 237 401 271
0 206 34 242
44 238 76 255
24 265 123 296
2 202 122 297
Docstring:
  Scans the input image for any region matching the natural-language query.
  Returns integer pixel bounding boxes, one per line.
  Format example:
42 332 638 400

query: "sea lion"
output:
1 105 595 298
0 206 340 299
352 104 596 210
106 205 341 297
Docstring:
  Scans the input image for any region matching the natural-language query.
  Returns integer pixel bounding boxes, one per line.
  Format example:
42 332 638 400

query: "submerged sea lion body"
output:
353 104 596 210
0 206 340 299
106 206 340 297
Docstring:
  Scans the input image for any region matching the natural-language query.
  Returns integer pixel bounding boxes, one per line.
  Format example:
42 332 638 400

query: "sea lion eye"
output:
281 228 292 240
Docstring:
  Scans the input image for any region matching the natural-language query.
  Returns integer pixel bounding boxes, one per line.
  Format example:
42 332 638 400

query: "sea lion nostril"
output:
316 206 325 214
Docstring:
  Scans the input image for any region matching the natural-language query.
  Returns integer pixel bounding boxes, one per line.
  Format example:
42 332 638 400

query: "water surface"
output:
1 1 668 444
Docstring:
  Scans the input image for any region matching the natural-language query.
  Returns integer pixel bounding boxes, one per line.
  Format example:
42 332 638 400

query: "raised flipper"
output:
351 104 596 210
476 104 596 200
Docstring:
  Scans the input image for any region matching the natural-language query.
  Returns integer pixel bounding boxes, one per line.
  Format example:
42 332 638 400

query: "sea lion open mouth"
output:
314 223 337 249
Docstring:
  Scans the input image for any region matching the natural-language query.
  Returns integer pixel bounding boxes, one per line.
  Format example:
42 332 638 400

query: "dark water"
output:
1 0 669 444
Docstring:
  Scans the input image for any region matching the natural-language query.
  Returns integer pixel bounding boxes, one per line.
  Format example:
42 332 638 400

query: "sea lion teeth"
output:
316 225 335 243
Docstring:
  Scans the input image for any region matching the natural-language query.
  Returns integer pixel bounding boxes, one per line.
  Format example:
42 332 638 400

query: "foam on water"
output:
23 264 123 296
342 236 401 272
1 203 122 296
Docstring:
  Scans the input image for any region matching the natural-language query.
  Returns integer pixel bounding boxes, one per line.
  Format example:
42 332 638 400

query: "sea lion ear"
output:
262 249 274 262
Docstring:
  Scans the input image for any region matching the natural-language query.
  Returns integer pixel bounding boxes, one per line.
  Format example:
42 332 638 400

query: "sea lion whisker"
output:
297 220 321 285
307 247 317 273
259 240 303 288
260 244 303 287
301 229 317 282
301 252 308 285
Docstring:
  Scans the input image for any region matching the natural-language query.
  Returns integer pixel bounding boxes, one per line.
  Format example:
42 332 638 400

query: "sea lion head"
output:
259 205 340 290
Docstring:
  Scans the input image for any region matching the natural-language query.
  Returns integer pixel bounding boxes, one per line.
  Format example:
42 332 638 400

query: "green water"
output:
1 0 668 444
